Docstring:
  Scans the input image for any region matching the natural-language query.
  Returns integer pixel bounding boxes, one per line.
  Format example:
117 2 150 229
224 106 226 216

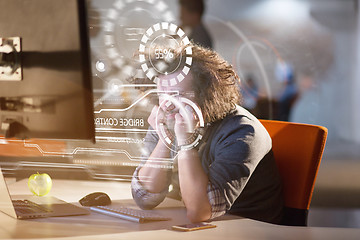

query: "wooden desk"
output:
1 178 360 240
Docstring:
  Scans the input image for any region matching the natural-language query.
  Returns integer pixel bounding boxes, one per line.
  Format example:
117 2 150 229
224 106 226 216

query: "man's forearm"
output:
138 141 172 193
177 148 212 222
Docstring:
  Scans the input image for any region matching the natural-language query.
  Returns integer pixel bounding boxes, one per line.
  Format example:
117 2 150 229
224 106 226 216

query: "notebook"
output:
0 167 89 219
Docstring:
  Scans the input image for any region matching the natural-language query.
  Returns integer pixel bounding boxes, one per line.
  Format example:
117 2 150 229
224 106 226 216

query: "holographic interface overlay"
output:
89 0 176 111
208 16 275 118
0 86 180 181
138 22 193 86
97 0 175 81
155 93 204 152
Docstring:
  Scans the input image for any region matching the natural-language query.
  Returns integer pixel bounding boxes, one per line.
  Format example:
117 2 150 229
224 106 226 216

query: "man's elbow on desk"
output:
186 204 212 223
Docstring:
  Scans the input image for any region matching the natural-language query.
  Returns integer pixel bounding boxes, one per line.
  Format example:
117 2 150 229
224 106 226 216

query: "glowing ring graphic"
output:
155 95 204 151
138 22 193 86
102 0 175 80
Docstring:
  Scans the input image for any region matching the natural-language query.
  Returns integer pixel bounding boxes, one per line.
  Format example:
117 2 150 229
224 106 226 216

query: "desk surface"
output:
1 178 360 240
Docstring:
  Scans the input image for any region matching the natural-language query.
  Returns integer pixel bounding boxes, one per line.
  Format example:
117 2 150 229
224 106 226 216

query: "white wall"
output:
290 1 359 144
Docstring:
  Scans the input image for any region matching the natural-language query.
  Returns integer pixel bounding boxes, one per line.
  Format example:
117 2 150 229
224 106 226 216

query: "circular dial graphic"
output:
155 94 204 152
138 22 193 87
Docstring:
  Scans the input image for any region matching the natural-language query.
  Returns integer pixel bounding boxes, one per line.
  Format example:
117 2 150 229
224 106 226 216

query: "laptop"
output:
0 167 89 219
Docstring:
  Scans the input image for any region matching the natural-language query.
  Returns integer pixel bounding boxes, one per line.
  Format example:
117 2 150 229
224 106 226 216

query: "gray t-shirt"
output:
134 105 283 224
200 106 283 223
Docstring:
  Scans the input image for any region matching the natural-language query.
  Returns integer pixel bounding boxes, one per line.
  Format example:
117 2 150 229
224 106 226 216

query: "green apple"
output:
27 172 52 196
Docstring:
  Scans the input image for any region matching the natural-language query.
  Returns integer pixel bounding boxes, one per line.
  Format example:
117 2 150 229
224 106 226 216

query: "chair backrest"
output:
259 120 328 226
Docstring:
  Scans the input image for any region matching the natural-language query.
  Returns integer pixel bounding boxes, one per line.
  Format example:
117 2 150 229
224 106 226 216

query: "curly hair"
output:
187 44 241 123
146 43 241 123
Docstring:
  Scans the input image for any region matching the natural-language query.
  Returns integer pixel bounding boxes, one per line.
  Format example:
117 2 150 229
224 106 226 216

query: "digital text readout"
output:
94 117 145 127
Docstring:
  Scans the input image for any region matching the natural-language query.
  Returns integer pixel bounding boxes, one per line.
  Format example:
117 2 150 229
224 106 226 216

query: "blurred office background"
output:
138 0 360 228
1 0 359 229
48 0 360 228
86 0 360 228
197 0 360 228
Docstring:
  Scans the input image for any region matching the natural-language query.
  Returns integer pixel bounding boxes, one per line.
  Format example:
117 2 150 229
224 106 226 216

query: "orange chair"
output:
259 120 328 226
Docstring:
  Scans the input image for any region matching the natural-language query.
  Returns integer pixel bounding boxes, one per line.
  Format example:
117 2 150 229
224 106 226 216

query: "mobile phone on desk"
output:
171 222 216 231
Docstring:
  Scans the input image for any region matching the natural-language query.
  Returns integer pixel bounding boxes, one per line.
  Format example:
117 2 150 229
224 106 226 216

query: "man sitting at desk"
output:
131 44 283 224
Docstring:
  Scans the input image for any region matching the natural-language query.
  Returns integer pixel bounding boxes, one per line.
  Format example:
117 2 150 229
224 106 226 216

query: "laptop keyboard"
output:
13 200 52 215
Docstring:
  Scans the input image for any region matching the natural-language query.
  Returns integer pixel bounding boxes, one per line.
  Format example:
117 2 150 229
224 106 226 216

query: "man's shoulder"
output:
220 105 258 128
212 105 271 144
